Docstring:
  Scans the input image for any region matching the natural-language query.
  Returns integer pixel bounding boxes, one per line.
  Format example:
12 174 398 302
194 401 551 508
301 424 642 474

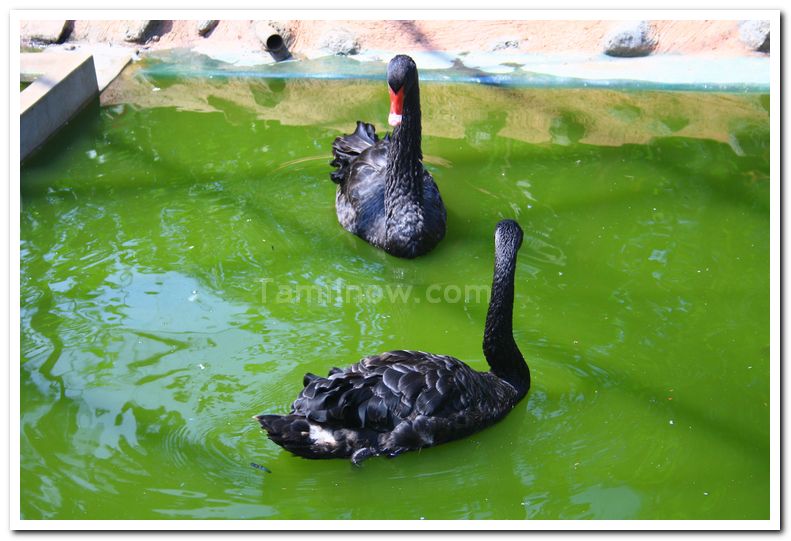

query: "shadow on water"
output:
650 136 770 213
21 97 103 174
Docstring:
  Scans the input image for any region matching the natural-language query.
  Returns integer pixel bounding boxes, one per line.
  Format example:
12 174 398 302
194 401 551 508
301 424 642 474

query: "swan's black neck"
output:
384 82 424 253
483 238 530 398
387 81 422 182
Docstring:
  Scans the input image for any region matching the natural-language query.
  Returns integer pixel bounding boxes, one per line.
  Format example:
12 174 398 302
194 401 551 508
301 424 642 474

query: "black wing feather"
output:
330 121 381 184
382 367 402 392
397 370 425 400
291 350 487 434
416 387 445 416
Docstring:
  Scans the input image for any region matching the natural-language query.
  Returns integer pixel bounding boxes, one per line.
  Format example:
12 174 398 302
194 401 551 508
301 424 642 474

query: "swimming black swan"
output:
329 54 446 259
254 220 528 464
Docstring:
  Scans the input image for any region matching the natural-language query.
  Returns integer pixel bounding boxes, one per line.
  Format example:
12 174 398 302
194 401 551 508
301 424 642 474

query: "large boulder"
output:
123 20 159 43
20 20 73 44
319 28 360 56
603 21 657 58
739 20 770 53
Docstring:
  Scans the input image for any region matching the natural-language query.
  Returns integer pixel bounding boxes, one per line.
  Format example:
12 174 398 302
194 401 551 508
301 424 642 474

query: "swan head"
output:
494 219 523 254
387 55 418 127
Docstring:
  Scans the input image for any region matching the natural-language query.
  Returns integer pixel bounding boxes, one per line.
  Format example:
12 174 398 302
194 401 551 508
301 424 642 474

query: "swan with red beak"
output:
329 55 447 259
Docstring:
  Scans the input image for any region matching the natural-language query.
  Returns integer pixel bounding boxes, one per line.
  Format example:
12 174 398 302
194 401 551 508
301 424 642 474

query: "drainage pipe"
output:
265 33 291 61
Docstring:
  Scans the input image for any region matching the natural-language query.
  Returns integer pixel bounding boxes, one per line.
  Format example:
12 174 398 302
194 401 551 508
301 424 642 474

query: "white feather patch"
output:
309 424 338 446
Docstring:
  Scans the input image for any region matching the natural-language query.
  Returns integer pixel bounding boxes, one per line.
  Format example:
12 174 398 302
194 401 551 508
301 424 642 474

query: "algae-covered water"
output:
19 67 770 520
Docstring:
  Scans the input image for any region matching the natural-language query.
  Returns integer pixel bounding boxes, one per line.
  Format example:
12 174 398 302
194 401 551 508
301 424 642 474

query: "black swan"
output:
329 55 447 259
254 220 528 464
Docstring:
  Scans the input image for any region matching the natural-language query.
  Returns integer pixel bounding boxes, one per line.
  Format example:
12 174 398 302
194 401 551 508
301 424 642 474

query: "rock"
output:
123 20 158 43
490 37 521 51
603 21 657 57
197 20 219 37
20 20 73 44
319 28 360 56
739 20 769 52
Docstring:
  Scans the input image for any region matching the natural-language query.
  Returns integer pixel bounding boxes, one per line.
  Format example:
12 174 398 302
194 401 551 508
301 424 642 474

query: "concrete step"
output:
20 47 133 160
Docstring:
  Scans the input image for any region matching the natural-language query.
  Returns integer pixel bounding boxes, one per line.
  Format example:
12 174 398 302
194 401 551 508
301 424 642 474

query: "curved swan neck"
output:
483 239 530 396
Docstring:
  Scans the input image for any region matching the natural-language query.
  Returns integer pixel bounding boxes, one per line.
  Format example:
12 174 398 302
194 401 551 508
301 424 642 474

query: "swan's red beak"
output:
388 86 404 127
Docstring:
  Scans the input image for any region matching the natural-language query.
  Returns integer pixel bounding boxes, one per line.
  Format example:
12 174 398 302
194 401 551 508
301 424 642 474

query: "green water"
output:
20 72 770 520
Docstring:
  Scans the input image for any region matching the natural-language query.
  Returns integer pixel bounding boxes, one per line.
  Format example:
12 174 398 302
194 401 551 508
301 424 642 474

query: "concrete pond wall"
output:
17 18 772 161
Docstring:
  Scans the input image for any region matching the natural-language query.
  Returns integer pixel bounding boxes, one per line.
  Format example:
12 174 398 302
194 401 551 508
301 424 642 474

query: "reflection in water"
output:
102 62 769 148
549 111 589 146
20 75 770 520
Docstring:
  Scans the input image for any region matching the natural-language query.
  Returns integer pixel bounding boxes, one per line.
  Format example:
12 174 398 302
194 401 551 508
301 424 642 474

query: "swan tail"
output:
254 413 352 459
330 121 379 185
